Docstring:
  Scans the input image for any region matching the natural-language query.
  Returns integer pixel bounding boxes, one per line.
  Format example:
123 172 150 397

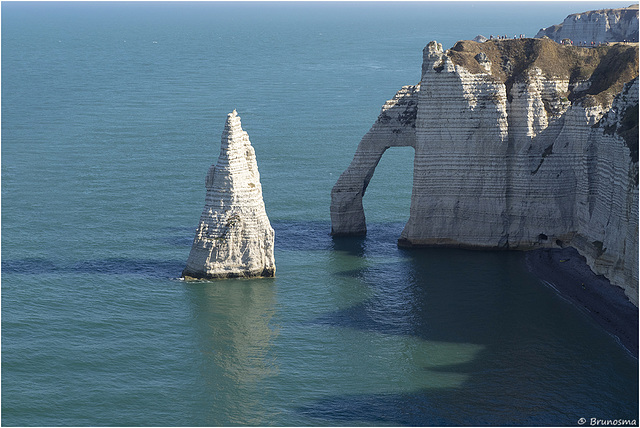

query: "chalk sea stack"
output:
331 38 639 304
182 110 275 280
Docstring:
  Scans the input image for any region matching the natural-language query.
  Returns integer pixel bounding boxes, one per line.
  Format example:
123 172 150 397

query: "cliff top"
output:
535 5 639 43
447 38 639 107
575 4 638 14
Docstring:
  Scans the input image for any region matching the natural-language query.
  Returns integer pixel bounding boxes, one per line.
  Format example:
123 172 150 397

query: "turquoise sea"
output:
2 2 638 426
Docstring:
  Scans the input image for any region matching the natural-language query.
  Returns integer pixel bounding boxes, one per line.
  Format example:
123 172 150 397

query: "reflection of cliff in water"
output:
186 281 278 425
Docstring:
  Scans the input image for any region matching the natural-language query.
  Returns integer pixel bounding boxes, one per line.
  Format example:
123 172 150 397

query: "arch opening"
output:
361 146 415 227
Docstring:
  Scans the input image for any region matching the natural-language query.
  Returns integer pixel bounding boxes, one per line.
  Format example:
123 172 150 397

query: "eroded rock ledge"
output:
331 38 639 305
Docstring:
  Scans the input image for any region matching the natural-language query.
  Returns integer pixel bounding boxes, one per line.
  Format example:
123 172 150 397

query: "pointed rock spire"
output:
182 111 275 279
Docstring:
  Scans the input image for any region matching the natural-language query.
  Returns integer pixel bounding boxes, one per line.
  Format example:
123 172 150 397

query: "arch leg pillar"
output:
330 85 418 235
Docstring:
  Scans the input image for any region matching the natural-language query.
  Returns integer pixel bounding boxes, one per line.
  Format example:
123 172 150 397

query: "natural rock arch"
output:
330 39 639 305
330 85 418 235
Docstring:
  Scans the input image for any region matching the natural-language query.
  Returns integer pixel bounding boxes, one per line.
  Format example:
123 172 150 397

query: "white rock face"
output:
183 111 275 279
577 79 639 299
535 6 639 43
331 39 639 304
330 85 418 235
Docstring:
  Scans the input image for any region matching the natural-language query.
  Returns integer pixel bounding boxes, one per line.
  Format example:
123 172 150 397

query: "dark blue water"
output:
2 2 637 426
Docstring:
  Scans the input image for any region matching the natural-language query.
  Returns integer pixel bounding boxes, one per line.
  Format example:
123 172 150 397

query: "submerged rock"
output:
182 110 275 280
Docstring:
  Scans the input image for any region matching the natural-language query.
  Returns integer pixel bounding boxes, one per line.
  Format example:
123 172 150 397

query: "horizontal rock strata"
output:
331 38 639 304
330 84 418 235
535 5 639 43
183 110 275 280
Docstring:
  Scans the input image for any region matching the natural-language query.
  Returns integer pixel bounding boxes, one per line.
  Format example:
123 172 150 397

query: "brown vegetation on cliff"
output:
448 38 639 107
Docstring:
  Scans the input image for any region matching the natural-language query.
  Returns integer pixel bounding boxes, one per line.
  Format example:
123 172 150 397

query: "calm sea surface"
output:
2 2 637 426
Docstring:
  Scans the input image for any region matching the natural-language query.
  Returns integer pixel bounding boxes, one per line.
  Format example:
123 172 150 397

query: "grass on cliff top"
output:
448 38 639 107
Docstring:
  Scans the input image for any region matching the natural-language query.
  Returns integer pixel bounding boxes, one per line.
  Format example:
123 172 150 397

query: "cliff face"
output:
535 5 639 43
330 39 639 304
183 111 275 279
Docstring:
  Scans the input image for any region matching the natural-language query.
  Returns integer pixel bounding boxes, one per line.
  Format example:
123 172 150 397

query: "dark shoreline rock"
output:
525 247 638 358
181 266 275 281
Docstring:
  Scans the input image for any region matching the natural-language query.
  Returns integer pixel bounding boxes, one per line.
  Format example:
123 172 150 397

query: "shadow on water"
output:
2 257 185 278
4 220 636 425
331 234 367 258
273 219 407 255
273 220 333 252
1 220 346 278
300 231 639 426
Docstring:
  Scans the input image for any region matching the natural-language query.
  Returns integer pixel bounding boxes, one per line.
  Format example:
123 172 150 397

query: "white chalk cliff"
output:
331 38 639 304
183 110 275 279
535 5 639 43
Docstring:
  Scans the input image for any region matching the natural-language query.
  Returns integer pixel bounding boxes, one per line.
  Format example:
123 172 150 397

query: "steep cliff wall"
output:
331 39 639 304
535 5 639 43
